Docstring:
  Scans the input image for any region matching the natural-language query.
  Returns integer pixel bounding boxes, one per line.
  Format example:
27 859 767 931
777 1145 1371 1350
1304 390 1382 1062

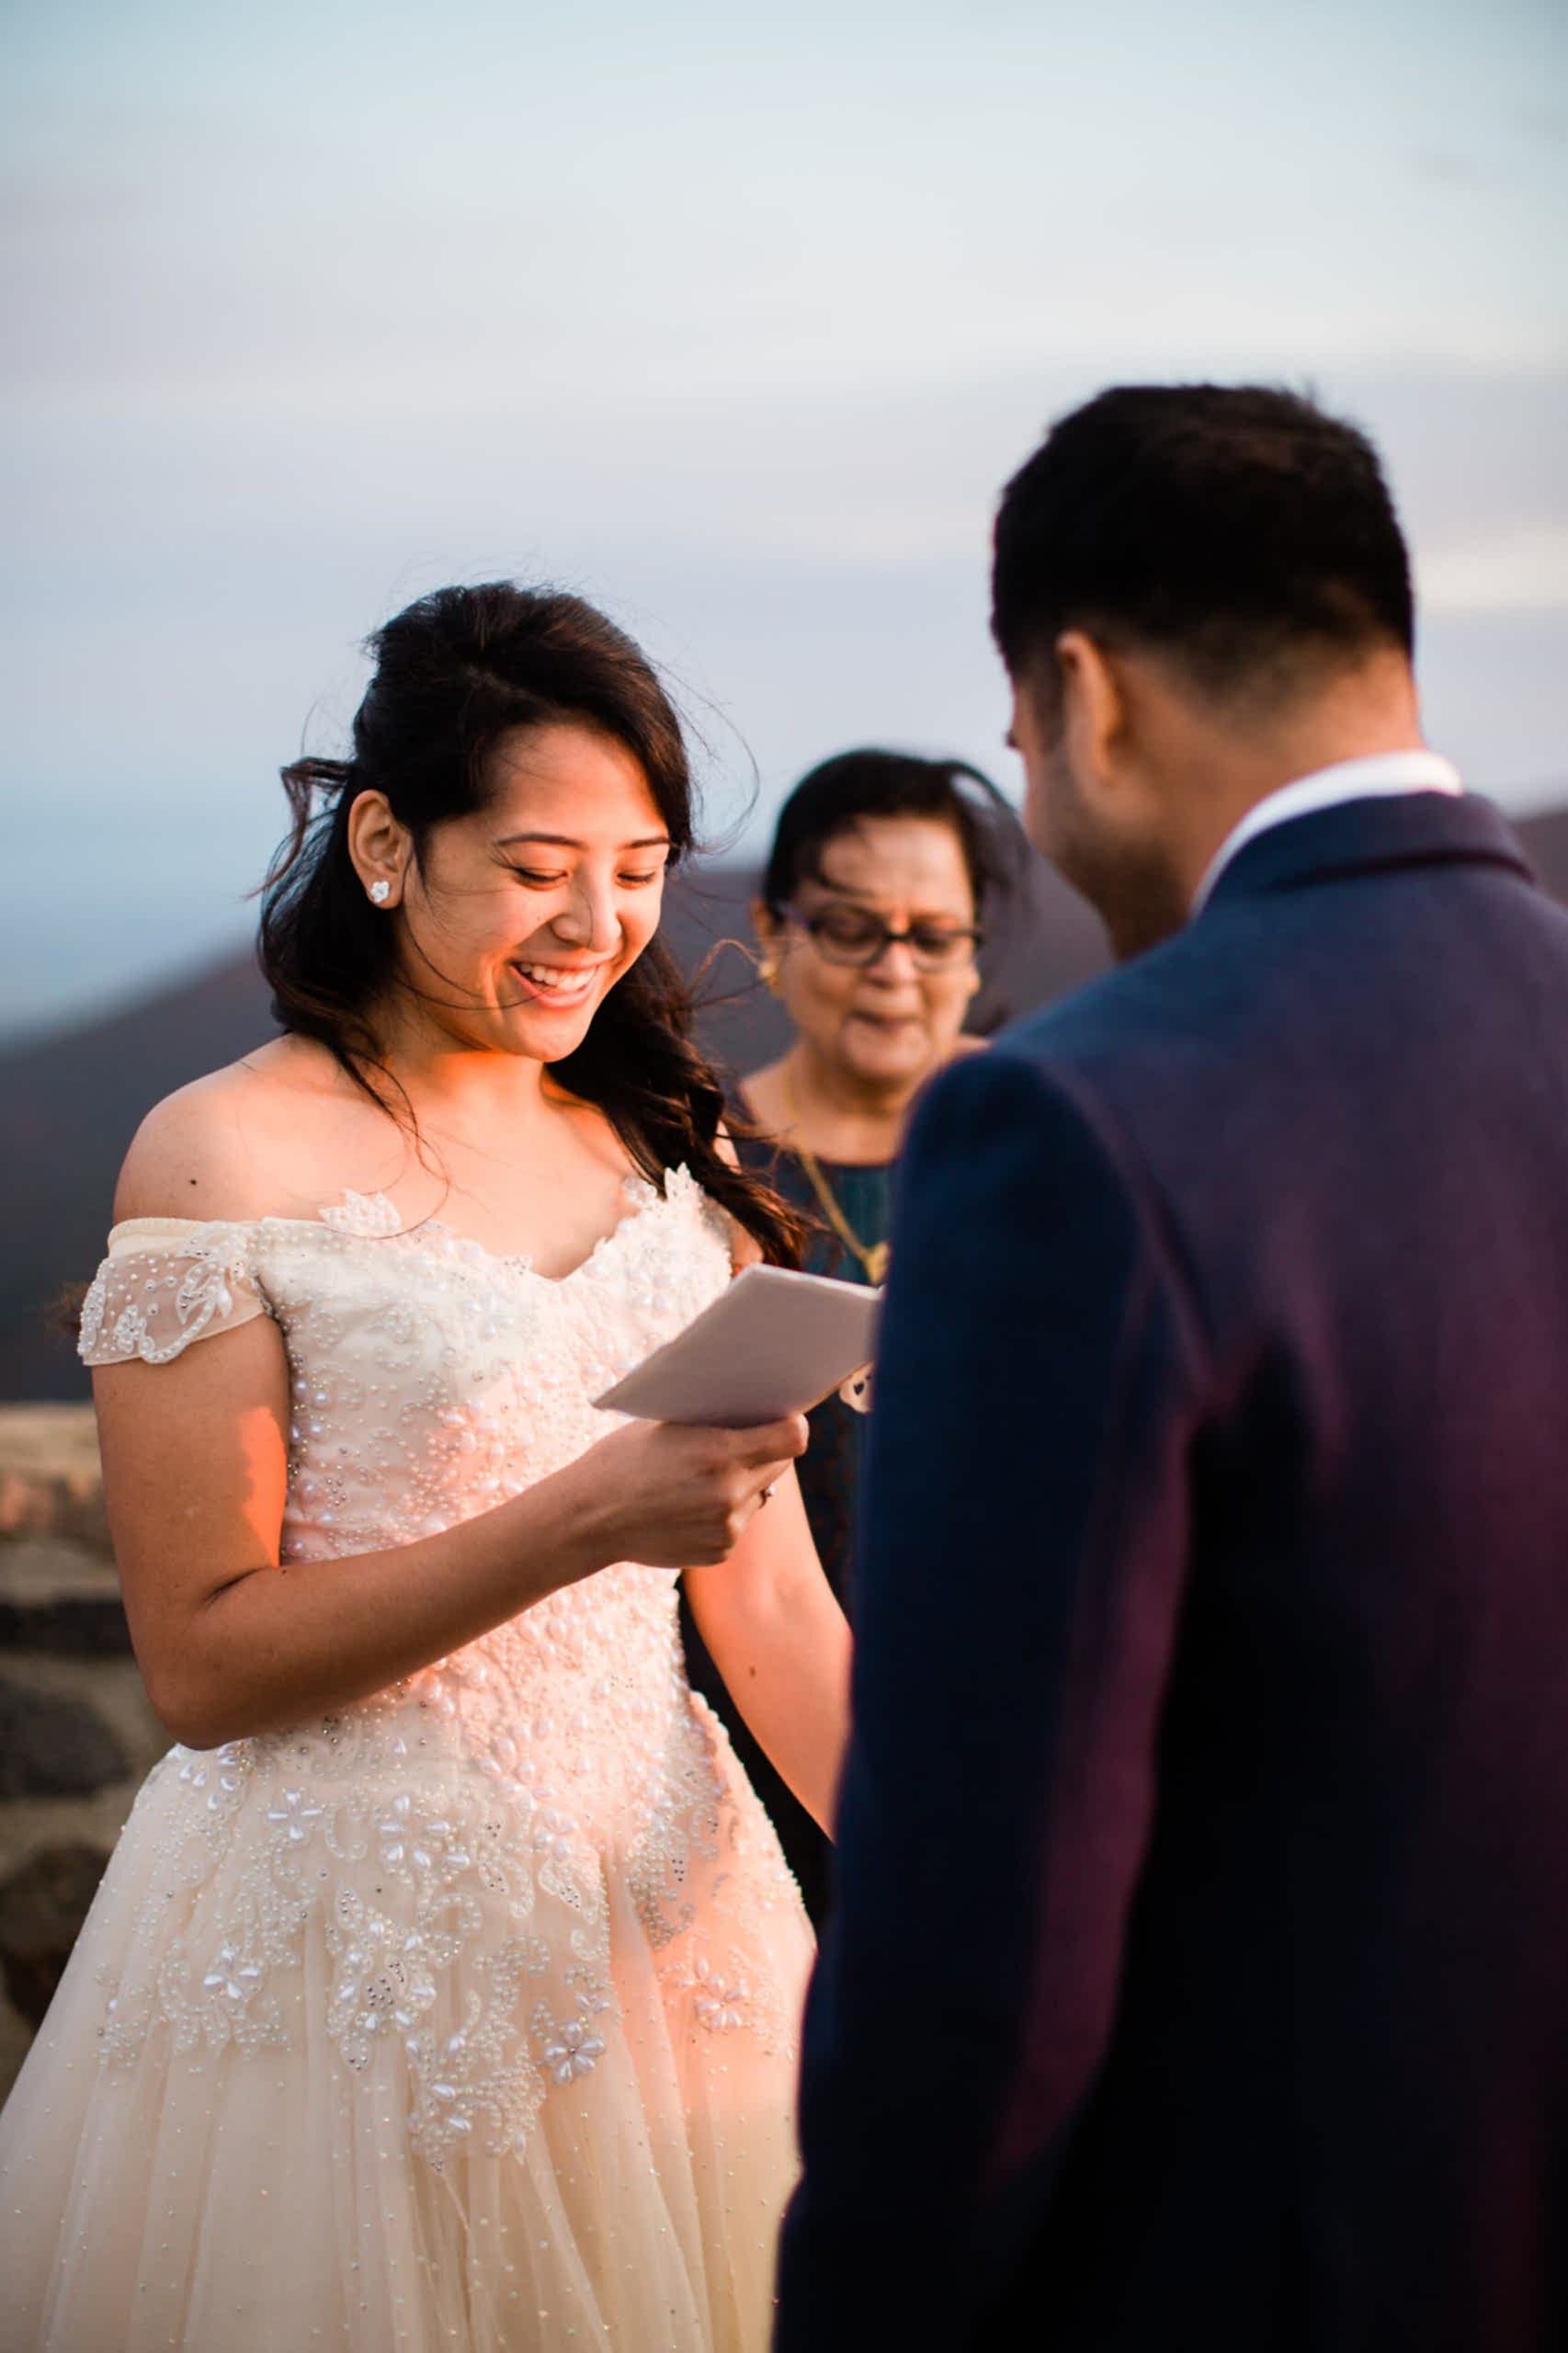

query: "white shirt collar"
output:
1192 750 1464 914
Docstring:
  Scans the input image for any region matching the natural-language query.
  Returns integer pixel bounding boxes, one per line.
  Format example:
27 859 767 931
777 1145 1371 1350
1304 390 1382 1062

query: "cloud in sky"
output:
2 0 1564 1031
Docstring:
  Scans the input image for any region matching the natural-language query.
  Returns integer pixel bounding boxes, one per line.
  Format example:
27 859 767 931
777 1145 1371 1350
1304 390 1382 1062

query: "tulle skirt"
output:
0 1695 813 2351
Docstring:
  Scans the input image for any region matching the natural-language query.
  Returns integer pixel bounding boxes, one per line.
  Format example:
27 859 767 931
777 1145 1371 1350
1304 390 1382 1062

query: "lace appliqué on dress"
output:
627 1699 726 1949
317 1188 403 1239
98 1725 616 2169
79 1228 268 1367
655 1699 804 2062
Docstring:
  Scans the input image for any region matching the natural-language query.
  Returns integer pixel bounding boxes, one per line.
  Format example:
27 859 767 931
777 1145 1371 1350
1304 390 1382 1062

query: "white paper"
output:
593 1263 881 1427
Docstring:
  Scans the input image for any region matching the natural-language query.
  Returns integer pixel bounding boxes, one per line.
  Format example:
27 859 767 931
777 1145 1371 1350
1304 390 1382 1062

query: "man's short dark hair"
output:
992 384 1415 705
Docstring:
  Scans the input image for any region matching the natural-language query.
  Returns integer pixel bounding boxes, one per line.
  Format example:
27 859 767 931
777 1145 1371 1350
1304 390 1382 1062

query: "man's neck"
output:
1165 670 1428 914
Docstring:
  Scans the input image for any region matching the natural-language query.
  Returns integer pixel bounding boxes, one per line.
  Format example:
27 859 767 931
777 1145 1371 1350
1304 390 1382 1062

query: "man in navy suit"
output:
775 386 1568 2351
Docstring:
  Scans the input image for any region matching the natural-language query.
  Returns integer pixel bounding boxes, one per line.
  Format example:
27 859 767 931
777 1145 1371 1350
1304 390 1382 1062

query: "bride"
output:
0 584 851 2351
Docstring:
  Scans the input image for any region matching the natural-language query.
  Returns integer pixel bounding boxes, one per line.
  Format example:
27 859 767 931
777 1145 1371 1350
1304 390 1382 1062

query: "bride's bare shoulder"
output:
113 1037 354 1224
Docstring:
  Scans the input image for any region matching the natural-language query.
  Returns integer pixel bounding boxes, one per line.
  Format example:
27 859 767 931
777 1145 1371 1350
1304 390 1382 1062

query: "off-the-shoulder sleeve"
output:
78 1220 270 1367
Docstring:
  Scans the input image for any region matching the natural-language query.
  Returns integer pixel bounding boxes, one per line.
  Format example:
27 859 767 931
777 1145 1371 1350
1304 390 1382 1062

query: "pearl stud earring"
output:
369 879 392 906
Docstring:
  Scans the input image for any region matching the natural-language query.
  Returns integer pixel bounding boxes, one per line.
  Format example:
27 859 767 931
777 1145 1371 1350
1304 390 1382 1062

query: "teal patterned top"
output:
679 1120 895 1926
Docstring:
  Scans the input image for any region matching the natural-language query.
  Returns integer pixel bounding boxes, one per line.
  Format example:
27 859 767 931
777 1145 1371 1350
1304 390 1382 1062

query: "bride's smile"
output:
351 717 674 1063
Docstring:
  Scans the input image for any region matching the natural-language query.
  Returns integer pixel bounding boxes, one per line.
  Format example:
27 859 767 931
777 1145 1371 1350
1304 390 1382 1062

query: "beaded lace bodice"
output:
74 1170 802 2163
84 1166 729 1551
83 1169 734 1805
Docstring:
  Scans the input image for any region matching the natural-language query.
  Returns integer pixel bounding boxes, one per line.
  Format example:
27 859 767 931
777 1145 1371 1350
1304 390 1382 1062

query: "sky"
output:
3 0 1564 1035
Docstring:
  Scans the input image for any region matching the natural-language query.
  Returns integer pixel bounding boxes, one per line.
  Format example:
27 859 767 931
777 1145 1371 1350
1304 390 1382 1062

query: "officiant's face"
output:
772 817 981 1095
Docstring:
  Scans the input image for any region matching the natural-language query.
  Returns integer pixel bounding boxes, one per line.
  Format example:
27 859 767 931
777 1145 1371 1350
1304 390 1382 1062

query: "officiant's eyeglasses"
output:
776 903 984 972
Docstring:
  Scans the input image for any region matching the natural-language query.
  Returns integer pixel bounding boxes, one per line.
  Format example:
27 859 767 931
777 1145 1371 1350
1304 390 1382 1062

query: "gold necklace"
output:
779 1065 891 1285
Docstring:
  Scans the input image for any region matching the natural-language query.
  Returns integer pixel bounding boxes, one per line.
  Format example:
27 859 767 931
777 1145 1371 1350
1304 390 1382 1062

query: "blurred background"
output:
2 0 1565 1395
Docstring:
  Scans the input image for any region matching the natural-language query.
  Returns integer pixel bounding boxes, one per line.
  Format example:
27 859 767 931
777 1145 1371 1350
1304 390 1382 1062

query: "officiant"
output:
681 747 1020 1921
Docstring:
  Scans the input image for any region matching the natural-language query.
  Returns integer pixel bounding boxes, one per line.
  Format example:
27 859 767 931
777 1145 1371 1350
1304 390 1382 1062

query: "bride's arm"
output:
681 1470 852 1834
97 1323 805 1752
678 1137 854 1832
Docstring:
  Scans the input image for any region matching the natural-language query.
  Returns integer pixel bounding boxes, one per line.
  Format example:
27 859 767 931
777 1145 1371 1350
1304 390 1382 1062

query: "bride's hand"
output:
574 1413 810 1569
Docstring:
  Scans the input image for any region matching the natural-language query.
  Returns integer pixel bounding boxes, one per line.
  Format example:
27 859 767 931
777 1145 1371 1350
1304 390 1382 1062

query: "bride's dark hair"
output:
260 581 802 1264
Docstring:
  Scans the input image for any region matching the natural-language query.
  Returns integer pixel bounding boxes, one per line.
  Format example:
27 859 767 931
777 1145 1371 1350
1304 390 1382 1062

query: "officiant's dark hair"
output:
991 384 1415 708
259 582 803 1265
761 748 1022 918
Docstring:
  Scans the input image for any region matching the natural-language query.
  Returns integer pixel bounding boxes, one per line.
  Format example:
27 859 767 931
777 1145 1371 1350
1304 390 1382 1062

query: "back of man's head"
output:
992 385 1414 712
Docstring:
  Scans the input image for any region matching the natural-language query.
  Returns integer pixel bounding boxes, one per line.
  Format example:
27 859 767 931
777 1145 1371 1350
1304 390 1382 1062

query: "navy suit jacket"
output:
775 794 1568 2353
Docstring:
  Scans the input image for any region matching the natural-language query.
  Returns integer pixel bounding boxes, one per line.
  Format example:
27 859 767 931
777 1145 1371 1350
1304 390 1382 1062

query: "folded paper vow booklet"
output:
593 1264 881 1428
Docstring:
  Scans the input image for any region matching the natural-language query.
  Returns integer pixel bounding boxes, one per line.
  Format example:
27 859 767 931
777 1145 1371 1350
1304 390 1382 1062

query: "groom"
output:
775 386 1568 2350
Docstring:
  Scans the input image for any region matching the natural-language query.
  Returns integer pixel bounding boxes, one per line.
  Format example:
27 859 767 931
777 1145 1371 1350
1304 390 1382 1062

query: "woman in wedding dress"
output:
0 584 851 2352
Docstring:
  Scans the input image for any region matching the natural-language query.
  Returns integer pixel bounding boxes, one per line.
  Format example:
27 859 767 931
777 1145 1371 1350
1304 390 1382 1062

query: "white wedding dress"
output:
0 1169 813 2352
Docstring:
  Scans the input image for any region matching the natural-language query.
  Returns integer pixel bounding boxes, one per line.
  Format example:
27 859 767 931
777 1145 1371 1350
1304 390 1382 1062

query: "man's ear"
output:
1055 630 1129 802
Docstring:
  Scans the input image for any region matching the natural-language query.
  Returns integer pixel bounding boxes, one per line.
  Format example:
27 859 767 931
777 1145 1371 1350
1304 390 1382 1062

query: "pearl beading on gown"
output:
67 1170 807 2167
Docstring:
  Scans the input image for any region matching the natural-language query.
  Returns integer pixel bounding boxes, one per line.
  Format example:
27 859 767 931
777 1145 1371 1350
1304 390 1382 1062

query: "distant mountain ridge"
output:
5 805 1567 1402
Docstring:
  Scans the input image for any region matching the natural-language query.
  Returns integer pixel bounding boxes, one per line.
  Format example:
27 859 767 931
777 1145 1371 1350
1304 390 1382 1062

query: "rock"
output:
0 1843 109 2027
0 1539 131 1655
0 1674 130 1799
0 1405 108 1552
